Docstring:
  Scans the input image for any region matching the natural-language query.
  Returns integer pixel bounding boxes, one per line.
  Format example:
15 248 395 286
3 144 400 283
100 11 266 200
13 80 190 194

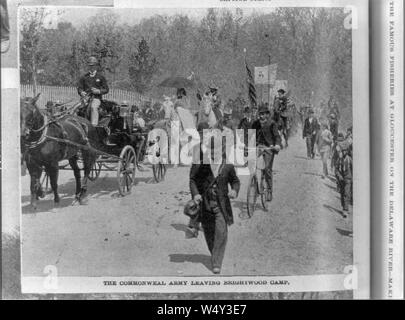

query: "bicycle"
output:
246 145 277 218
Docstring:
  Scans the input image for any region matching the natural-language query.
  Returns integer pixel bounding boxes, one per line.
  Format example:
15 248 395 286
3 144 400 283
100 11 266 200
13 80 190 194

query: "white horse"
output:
196 92 219 129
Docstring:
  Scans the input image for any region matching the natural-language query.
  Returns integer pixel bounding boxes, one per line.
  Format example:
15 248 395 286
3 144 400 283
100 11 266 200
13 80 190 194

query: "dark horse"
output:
21 94 100 209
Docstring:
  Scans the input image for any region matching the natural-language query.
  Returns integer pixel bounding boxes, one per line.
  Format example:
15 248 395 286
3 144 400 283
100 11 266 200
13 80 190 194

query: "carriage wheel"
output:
117 145 137 196
88 161 102 182
246 175 258 218
152 162 166 182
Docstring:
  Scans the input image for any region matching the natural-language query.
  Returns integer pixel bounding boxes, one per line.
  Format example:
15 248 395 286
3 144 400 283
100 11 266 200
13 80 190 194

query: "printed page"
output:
2 0 370 299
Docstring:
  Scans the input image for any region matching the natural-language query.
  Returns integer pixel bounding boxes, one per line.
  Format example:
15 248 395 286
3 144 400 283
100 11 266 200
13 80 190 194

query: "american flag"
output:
245 59 257 107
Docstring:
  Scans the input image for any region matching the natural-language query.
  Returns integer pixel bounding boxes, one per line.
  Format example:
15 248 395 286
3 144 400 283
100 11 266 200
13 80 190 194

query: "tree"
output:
128 38 158 94
19 8 50 92
76 11 124 84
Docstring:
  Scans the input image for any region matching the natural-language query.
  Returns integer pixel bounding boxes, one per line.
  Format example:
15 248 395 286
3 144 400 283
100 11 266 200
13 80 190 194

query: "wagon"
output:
40 102 165 197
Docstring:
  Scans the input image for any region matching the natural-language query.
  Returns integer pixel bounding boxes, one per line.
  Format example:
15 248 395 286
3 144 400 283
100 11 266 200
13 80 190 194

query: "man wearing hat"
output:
188 126 240 274
206 84 222 112
77 56 109 126
222 107 234 130
302 108 320 159
334 133 352 216
328 112 339 170
238 106 254 157
251 105 282 201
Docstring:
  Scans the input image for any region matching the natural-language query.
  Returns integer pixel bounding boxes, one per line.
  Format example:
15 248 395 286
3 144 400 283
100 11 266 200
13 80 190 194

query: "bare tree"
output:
20 8 50 94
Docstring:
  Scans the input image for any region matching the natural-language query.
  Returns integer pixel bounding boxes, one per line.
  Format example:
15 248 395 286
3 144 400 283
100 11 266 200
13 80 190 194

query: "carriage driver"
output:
77 56 109 126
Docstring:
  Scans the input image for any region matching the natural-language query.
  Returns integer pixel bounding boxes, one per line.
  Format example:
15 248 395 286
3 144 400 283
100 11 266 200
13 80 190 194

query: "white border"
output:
9 0 370 297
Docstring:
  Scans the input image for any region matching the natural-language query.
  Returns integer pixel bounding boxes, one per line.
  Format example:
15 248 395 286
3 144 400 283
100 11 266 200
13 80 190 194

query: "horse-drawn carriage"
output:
21 93 169 209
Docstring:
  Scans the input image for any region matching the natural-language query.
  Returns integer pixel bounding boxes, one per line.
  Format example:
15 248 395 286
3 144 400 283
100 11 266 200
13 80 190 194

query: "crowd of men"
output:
69 56 353 274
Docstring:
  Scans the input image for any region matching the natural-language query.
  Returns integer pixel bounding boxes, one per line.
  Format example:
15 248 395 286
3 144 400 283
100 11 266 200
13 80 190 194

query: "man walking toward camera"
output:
188 130 240 274
302 108 319 159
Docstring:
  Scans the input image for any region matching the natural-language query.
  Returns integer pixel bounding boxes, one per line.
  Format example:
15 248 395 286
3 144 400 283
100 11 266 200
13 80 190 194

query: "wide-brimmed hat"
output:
87 56 98 66
184 199 200 217
337 133 345 141
208 83 218 91
277 89 286 94
338 140 351 151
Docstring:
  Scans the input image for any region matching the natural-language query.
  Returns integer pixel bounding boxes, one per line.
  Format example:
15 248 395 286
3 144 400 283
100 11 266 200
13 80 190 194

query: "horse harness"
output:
25 113 91 161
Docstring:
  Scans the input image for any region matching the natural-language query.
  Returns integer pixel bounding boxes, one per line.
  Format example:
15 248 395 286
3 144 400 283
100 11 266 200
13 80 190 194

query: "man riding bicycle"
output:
251 105 281 201
77 56 109 126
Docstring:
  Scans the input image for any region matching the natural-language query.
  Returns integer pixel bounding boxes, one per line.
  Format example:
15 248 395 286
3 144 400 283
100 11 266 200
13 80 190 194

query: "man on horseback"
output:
274 89 289 144
206 84 222 113
77 56 109 126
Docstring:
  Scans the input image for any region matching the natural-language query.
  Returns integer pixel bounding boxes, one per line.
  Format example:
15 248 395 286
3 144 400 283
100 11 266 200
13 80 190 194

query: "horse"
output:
196 92 222 129
21 94 100 209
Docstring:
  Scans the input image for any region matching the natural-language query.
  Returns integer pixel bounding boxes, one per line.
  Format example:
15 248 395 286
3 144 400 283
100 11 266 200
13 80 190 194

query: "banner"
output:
254 64 277 85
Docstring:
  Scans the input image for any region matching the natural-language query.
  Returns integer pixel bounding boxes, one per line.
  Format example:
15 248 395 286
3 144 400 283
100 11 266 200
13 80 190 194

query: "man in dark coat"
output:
334 134 352 217
274 89 289 127
302 109 320 159
251 105 281 201
77 56 109 125
238 106 254 157
189 158 240 274
328 113 339 141
328 113 339 170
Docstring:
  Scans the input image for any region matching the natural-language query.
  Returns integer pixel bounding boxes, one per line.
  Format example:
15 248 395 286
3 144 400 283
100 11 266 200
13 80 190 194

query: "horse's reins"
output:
25 114 50 149
25 112 89 154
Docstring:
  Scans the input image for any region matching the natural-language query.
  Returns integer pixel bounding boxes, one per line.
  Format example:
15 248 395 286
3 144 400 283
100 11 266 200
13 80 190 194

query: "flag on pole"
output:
245 59 257 107
254 64 277 85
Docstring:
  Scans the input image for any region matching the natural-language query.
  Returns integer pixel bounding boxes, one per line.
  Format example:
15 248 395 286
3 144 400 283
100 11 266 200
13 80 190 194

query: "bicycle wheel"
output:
260 173 268 211
247 175 258 217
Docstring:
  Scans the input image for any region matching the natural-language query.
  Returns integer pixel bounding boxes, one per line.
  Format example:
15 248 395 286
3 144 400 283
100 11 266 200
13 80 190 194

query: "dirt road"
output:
21 134 352 277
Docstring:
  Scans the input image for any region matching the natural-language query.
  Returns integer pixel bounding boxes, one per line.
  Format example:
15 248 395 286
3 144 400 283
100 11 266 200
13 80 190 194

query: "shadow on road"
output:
303 171 323 178
323 182 337 192
336 227 353 237
323 204 346 218
294 155 310 161
21 176 152 214
171 223 189 233
169 253 212 271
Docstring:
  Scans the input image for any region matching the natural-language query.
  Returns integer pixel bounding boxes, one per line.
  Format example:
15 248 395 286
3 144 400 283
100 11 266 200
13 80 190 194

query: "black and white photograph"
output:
2 0 401 300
